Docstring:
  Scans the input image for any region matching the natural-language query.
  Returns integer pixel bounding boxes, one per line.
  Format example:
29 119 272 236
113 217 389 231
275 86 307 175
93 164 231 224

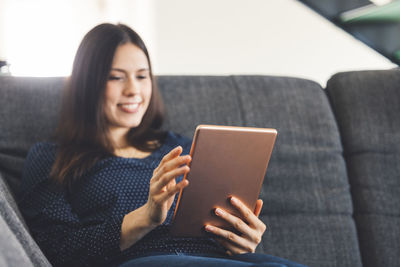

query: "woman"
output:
18 23 306 267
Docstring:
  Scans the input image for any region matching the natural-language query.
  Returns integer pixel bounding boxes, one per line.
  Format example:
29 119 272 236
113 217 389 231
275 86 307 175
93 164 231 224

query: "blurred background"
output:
0 0 398 85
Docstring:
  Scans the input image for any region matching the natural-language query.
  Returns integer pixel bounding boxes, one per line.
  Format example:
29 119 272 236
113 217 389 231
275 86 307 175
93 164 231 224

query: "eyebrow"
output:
110 68 149 73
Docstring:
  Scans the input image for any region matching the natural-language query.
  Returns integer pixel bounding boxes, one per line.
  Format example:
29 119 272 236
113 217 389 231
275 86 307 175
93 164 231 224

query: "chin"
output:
126 120 144 129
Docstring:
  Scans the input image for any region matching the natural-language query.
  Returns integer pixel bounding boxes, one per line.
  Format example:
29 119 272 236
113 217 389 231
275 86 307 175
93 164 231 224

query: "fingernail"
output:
215 208 223 216
230 197 238 204
205 225 214 231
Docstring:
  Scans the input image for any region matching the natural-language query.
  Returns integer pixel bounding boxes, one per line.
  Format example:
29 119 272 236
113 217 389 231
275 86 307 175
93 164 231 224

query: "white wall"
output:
0 0 156 76
0 0 396 85
0 0 7 60
99 0 157 60
1 0 103 76
152 0 396 85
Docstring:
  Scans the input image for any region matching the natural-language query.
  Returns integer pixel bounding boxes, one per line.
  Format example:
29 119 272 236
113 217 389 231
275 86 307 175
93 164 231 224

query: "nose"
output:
124 77 140 96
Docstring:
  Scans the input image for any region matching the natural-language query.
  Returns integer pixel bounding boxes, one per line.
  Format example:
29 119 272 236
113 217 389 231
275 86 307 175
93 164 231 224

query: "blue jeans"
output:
119 253 308 267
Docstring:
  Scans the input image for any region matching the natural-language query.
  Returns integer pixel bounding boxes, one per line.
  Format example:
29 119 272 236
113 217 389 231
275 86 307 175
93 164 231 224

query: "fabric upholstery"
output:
158 76 244 137
231 76 361 267
326 70 400 267
0 77 63 267
0 71 398 267
0 215 33 267
158 75 362 267
1 173 51 267
0 77 64 194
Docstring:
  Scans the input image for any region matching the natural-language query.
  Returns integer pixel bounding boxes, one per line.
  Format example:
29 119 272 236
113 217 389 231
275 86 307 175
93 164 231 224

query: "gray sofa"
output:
0 70 399 267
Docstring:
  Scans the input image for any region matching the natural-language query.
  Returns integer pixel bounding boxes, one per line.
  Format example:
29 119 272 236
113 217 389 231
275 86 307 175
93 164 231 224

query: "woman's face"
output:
104 43 152 134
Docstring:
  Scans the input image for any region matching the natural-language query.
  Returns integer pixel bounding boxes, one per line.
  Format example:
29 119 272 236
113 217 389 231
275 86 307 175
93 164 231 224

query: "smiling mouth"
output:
118 103 141 113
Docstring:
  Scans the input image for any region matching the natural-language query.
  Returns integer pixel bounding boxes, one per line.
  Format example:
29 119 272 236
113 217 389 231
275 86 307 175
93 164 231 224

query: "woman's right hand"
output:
120 146 190 250
144 146 191 226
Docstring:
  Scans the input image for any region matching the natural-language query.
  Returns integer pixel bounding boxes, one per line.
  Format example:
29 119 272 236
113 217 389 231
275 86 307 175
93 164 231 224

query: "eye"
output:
137 75 148 80
108 75 124 81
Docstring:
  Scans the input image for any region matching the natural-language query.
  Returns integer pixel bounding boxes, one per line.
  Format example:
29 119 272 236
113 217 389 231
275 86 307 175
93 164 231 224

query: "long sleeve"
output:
18 143 124 267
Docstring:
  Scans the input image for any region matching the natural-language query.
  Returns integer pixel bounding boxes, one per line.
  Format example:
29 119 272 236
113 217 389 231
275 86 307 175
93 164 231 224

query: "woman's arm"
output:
120 145 191 250
204 197 267 255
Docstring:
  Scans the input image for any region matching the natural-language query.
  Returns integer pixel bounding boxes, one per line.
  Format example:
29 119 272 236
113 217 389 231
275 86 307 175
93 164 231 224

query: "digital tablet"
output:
170 125 277 237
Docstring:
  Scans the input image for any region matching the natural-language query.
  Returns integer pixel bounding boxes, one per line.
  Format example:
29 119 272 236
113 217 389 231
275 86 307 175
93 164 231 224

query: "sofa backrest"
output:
326 69 400 267
0 77 62 267
158 75 363 266
0 77 63 194
0 75 364 267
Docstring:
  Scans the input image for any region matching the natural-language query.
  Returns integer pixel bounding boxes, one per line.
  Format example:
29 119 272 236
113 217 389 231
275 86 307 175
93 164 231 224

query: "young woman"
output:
18 23 306 267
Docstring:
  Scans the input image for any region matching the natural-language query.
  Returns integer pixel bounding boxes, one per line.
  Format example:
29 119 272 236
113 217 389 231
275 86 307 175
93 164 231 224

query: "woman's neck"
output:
109 127 130 149
109 127 151 159
114 147 152 159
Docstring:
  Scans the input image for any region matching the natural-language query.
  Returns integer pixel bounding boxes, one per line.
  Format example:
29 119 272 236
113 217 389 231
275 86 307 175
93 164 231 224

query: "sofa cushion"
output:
0 75 363 267
0 77 61 267
0 77 63 194
0 215 33 267
230 76 362 267
158 75 362 267
158 76 244 137
326 69 400 267
0 173 51 267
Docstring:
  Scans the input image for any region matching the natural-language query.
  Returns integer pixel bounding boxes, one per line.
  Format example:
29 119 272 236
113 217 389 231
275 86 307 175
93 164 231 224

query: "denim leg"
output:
119 253 306 267
230 253 308 267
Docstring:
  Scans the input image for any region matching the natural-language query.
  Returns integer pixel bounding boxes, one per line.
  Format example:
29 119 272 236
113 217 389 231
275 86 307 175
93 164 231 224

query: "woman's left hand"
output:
205 197 266 255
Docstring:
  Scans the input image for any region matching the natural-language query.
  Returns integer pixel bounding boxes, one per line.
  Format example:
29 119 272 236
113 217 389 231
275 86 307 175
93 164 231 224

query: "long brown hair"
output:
50 23 165 188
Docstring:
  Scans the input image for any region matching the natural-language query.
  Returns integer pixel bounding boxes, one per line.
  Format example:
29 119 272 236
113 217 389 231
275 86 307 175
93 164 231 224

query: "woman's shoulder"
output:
24 142 58 167
19 142 58 196
27 141 57 156
26 142 57 162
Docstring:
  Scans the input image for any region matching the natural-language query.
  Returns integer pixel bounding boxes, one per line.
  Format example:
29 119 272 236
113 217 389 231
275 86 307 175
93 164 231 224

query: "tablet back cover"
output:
170 125 277 237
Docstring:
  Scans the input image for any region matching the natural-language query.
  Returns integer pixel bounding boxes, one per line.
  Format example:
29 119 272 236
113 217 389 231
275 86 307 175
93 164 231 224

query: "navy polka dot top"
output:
18 131 225 267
